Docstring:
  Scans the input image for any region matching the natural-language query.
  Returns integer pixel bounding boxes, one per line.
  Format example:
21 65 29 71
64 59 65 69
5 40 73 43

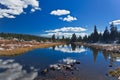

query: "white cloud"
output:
59 15 77 22
50 9 70 16
41 27 87 38
45 27 87 33
109 20 120 25
40 32 88 38
0 0 41 18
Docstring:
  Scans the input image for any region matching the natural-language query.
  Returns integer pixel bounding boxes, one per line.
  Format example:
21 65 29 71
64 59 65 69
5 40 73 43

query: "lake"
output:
0 44 120 80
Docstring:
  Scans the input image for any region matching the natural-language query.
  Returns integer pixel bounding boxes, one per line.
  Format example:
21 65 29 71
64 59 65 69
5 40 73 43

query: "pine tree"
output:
51 34 56 42
62 35 64 40
98 32 103 42
77 36 82 42
103 27 110 43
110 22 118 41
90 25 99 43
83 35 88 42
70 33 77 43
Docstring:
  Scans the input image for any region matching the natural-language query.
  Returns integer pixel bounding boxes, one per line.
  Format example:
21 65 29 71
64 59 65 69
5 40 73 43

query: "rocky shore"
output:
75 42 120 53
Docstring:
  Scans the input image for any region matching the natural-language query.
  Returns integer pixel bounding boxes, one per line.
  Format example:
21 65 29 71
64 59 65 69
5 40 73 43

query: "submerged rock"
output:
41 58 80 77
109 65 112 67
65 65 73 70
76 61 80 64
41 68 49 74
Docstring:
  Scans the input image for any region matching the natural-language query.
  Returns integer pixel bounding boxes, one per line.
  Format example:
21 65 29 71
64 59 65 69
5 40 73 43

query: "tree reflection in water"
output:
89 47 99 63
71 43 77 51
52 46 56 50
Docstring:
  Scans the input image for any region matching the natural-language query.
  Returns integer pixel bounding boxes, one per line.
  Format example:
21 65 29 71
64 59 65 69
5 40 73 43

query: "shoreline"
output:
0 42 64 56
75 42 120 53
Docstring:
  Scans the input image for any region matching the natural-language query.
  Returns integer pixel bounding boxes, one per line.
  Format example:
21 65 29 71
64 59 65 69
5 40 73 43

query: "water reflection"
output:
52 44 118 64
0 59 38 80
71 43 76 51
52 46 56 50
51 44 86 53
108 53 120 67
102 51 109 61
89 47 99 63
0 44 120 80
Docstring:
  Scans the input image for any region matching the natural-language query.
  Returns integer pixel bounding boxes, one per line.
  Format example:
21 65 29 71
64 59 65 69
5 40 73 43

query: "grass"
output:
109 68 120 77
0 43 64 56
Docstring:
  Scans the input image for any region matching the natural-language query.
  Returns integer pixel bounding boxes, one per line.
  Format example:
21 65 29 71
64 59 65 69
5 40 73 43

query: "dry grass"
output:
0 43 64 56
109 68 120 77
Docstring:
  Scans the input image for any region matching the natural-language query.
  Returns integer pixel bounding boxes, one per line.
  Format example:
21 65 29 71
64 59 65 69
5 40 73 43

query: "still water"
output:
0 44 120 80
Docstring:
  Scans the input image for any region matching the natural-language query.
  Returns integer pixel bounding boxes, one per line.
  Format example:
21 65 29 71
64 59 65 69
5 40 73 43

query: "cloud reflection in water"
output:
0 59 38 80
50 44 87 53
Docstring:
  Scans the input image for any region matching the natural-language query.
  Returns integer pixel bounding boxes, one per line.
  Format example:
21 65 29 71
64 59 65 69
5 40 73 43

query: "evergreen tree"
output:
103 27 110 43
98 32 103 42
51 34 56 42
83 35 88 42
93 25 99 42
62 35 64 40
77 36 82 42
110 22 118 41
70 33 77 43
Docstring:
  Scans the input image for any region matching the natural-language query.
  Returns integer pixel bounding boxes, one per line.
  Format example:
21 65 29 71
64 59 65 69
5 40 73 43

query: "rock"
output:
65 65 73 70
63 73 67 76
41 68 49 74
71 72 74 74
74 67 79 71
50 67 55 71
109 65 112 67
70 64 74 67
50 64 62 70
118 76 120 80
76 61 80 64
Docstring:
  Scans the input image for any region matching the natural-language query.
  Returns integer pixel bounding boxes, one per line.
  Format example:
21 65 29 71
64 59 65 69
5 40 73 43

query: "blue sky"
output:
0 0 120 38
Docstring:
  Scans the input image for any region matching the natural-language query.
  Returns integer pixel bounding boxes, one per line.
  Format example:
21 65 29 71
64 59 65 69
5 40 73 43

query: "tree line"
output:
0 32 50 42
52 23 120 43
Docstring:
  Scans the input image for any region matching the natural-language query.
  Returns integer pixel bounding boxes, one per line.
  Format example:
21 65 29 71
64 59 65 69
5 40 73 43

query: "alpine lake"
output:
0 43 120 80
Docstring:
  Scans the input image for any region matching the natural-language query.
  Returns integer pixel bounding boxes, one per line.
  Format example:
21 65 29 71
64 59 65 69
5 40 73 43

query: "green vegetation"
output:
82 23 119 43
0 32 50 42
69 23 120 43
50 23 120 44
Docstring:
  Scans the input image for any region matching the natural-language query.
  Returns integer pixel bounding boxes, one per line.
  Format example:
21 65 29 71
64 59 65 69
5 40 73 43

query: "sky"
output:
0 0 120 38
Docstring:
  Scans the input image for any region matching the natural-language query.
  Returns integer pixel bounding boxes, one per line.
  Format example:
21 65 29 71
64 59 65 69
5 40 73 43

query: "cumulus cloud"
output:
109 20 120 25
0 59 38 80
50 9 70 16
41 32 88 38
45 27 87 33
41 27 87 38
59 15 77 22
0 0 40 18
